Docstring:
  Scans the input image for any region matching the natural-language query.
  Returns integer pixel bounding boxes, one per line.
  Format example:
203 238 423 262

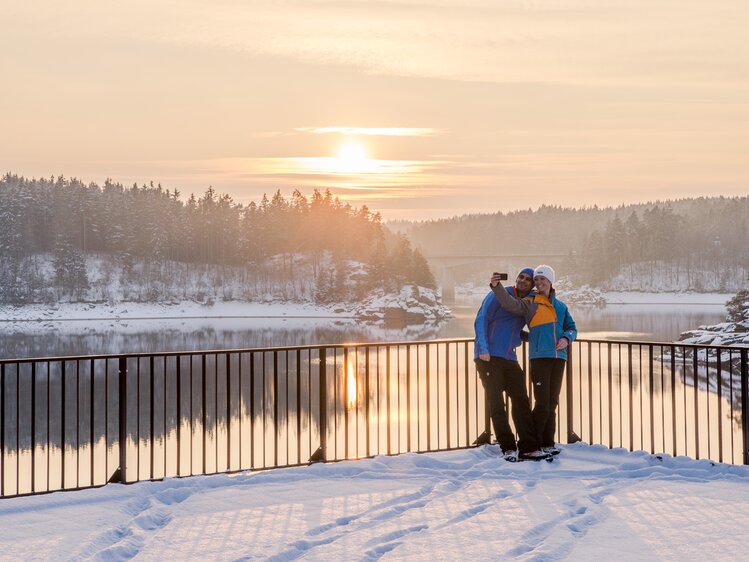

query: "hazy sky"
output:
3 0 748 219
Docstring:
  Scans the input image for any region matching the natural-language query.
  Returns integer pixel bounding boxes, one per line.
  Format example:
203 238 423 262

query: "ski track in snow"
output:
35 444 749 561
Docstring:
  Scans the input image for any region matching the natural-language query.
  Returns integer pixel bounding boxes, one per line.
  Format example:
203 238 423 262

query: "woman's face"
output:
533 275 551 296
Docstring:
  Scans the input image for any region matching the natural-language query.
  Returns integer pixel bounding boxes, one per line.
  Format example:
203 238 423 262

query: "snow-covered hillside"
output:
0 254 451 324
605 261 748 293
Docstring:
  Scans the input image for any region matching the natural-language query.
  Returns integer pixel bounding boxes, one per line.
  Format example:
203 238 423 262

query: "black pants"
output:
475 357 539 453
529 358 566 447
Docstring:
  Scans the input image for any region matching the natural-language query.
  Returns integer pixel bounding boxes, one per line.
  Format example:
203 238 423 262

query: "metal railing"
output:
0 338 747 497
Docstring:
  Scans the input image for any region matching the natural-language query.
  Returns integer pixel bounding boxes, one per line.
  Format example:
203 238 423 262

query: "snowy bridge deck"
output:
2 444 749 560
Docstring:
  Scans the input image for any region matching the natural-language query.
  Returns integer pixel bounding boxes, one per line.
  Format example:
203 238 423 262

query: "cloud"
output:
8 1 748 87
295 127 440 136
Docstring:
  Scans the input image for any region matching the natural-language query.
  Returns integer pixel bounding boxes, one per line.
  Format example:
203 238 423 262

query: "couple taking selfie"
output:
474 265 577 462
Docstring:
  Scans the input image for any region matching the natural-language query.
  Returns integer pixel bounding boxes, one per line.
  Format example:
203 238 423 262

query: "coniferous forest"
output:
0 174 435 304
394 197 749 291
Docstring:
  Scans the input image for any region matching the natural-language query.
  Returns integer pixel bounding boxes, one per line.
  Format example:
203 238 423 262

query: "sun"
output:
335 141 369 173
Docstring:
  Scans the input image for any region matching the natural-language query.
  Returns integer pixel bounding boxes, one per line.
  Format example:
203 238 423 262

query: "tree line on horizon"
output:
0 174 435 304
394 196 748 289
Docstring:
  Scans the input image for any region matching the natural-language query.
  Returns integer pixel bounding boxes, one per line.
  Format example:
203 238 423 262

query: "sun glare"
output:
335 141 369 173
346 360 358 410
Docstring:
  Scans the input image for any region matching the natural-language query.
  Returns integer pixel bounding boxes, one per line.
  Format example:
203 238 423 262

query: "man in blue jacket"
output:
474 267 544 461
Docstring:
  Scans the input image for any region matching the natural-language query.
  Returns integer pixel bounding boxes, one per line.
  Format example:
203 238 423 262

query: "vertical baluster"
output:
174 356 182 476
728 350 732 463
90 359 97 486
706 347 712 461
618 344 623 447
343 347 349 460
671 345 677 458
464 342 470 448
606 343 614 449
406 345 411 452
273 350 279 467
227 353 233 471
176 356 182 476
587 342 593 443
628 344 634 453
118 357 127 484
445 343 450 450
740 348 748 465
418 345 424 451
682 347 688 457
364 345 372 457
149 356 155 480
565 345 574 444
296 349 302 466
30 363 36 493
648 345 654 454
728 350 735 464
638 345 644 451
1 364 4 496
201 354 207 475
386 346 392 455
425 343 431 451
577 342 582 442
693 347 700 459
317 347 327 463
660 346 666 455
598 344 602 446
716 347 723 464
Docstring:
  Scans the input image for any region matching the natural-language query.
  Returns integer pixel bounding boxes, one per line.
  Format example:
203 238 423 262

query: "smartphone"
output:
493 272 509 280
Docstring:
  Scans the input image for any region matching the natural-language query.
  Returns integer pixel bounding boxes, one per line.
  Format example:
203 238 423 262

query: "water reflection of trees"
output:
0 320 447 360
1 337 481 495
660 347 745 423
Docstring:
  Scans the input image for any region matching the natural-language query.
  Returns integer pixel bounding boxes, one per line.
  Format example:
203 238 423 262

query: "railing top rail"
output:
0 337 746 365
0 337 475 365
575 338 748 350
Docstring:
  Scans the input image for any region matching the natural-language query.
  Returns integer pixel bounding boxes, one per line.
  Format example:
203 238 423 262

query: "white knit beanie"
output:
533 264 555 285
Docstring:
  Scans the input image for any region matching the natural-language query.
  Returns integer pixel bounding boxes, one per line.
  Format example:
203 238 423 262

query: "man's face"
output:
516 272 533 293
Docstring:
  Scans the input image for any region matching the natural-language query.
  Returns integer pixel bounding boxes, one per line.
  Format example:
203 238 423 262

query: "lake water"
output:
0 297 729 360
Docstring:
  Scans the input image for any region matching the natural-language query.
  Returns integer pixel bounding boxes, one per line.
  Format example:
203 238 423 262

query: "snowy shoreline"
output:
0 301 357 323
603 291 731 305
0 284 451 324
0 291 730 324
678 289 749 347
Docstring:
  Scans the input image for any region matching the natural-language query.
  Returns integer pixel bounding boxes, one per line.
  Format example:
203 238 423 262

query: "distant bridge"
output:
424 253 572 299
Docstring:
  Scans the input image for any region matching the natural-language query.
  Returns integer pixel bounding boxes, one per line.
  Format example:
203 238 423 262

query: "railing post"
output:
566 348 575 443
310 347 326 463
741 348 748 466
118 356 128 483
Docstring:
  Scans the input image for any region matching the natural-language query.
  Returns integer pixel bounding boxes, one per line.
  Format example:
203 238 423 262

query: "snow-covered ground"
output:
1 443 747 561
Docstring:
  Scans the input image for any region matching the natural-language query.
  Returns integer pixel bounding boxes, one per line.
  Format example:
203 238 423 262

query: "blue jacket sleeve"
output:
561 307 577 343
474 293 499 356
